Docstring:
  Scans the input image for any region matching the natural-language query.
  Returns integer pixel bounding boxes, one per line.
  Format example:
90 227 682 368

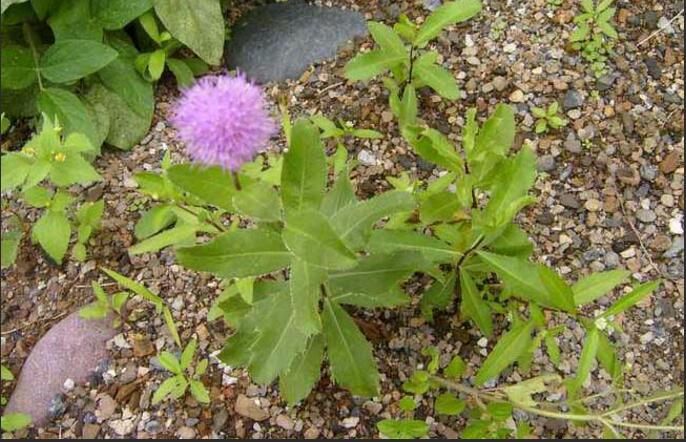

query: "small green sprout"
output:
531 102 568 134
152 339 210 405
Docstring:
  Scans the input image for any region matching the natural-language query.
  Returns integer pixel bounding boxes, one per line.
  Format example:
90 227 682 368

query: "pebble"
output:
63 378 75 391
537 155 556 172
564 132 582 153
639 164 658 181
664 237 684 258
357 149 378 166
341 417 360 428
145 420 161 434
584 199 602 212
563 89 583 110
304 427 321 439
82 423 100 439
234 395 269 421
509 89 525 103
492 76 508 91
212 408 229 432
604 251 620 268
276 414 294 430
560 193 581 209
177 426 196 439
635 209 656 223
669 216 684 235
644 57 662 79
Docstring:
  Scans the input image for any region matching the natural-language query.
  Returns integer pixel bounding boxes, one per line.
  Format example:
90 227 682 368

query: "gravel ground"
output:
1 0 683 439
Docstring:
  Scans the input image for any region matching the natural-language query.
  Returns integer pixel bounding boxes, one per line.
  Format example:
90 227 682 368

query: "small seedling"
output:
531 102 568 133
152 339 210 405
570 0 618 77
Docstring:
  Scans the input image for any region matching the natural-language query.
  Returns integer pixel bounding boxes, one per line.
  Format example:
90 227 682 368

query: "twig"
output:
318 81 344 96
637 9 684 46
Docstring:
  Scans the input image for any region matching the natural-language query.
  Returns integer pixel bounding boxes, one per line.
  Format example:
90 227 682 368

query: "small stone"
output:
669 216 684 235
275 414 294 430
492 76 508 91
635 209 656 223
560 193 581 209
477 337 488 347
661 194 675 207
584 199 602 212
177 426 196 439
212 408 229 432
563 89 583 110
596 74 616 91
466 56 480 65
357 149 377 166
537 155 556 172
97 394 117 420
341 416 360 428
617 167 641 186
578 125 595 140
657 16 676 34
604 251 620 268
63 378 75 391
133 336 155 357
660 151 681 174
664 237 684 258
363 401 383 415
503 42 517 53
234 395 269 421
509 89 525 103
650 235 672 252
644 57 662 79
304 427 321 439
145 420 161 434
381 111 394 123
564 132 582 153
640 331 654 344
109 419 135 436
82 423 100 439
639 164 658 181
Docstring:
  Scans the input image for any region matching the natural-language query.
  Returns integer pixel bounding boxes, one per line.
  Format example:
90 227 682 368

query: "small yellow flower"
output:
23 147 36 157
54 152 67 162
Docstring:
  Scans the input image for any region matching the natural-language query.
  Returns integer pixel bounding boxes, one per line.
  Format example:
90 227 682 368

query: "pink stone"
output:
5 311 116 426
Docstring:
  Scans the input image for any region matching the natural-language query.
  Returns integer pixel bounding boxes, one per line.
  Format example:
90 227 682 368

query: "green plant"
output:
152 339 210 405
0 116 104 264
1 0 224 151
531 101 567 134
0 365 32 432
378 347 684 439
344 0 482 125
548 0 564 8
0 214 22 269
570 0 618 77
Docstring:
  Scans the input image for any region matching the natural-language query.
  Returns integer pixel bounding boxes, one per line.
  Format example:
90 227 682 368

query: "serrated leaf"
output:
331 190 415 250
180 339 197 371
504 374 562 408
189 379 210 403
572 269 630 306
158 351 182 374
0 153 32 191
167 164 236 210
33 210 71 264
444 355 466 379
368 229 458 263
420 272 456 320
475 320 535 385
322 299 379 396
176 229 291 279
601 280 660 318
435 392 465 415
279 334 325 404
330 286 410 308
414 0 482 47
411 128 463 172
329 252 419 297
38 88 99 148
289 258 325 334
344 50 406 81
40 40 118 83
486 224 533 258
460 269 493 337
152 376 185 404
368 21 407 58
102 267 164 309
1 229 22 269
321 171 357 216
420 191 461 225
573 326 599 388
281 120 327 213
232 181 282 222
414 62 459 99
283 209 357 270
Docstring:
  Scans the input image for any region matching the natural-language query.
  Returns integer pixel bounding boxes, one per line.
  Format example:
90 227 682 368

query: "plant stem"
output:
22 22 44 91
232 171 242 191
177 205 226 233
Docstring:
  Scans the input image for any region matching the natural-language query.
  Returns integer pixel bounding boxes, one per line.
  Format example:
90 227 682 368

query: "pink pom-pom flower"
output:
171 74 276 171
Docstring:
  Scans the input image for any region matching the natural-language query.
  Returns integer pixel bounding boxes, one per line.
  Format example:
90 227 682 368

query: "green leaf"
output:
232 181 282 222
351 128 383 139
478 251 576 312
101 267 165 309
92 0 152 30
195 359 208 376
1 0 29 14
330 190 415 250
412 128 463 172
377 419 429 439
596 332 621 383
23 186 52 208
235 277 254 304
33 210 71 264
49 150 102 187
180 339 197 371
0 412 32 432
598 20 618 39
330 286 410 308
368 229 458 263
321 171 357 216
398 396 417 411
329 252 419 296
152 375 185 404
189 379 210 403
486 224 533 258
435 392 466 415
473 103 515 159
414 62 459 99
475 320 535 385
147 49 166 81
503 374 562 408
368 21 407 58
414 0 482 47
166 58 195 87
289 258 325 334
573 326 599 388
163 306 182 348
544 334 561 366
154 0 224 65
40 40 117 83
0 153 32 191
0 365 14 381
1 45 37 90
79 302 109 319
281 120 327 213
420 191 461 225
158 351 182 374
1 229 22 269
47 0 102 41
129 224 196 255
283 209 357 270
460 269 493 337
602 281 660 318
176 229 291 279
344 50 406 81
279 334 325 404
399 84 417 128
444 355 466 379
420 272 456 320
322 299 379 396
38 88 98 148
167 164 236 210
572 269 630 306
135 205 176 239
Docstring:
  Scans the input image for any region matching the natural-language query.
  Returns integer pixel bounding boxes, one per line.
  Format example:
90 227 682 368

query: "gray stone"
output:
663 237 684 258
537 155 556 172
563 89 583 110
635 209 657 223
6 312 116 425
560 193 581 209
604 251 620 268
225 0 367 82
640 164 658 181
644 57 662 79
564 132 582 153
596 73 617 91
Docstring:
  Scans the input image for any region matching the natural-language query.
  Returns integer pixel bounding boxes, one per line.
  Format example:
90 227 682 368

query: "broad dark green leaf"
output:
330 286 410 308
154 0 224 65
572 269 630 306
475 320 535 385
279 335 325 404
329 252 419 296
420 272 456 320
414 0 483 46
176 229 291 278
47 0 103 41
321 171 356 216
283 209 357 270
460 269 493 337
331 190 415 250
92 0 152 30
281 120 327 213
38 88 99 148
40 40 117 83
167 164 236 210
322 299 379 396
289 258 326 334
368 229 458 263
232 181 281 222
1 45 37 90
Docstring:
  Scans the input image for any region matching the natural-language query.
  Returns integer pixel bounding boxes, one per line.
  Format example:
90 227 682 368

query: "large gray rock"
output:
5 311 116 426
225 0 367 83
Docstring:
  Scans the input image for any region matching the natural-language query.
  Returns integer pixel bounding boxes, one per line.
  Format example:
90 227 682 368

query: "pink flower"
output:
171 74 276 171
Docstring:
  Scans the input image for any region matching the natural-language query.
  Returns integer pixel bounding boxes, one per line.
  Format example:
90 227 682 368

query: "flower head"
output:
171 74 276 171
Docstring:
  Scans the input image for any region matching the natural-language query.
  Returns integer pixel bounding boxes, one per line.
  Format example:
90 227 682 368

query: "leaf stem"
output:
177 204 226 233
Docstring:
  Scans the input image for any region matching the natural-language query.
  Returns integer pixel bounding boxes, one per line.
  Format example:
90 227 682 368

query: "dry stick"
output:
616 191 663 277
318 81 344 96
637 9 684 46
